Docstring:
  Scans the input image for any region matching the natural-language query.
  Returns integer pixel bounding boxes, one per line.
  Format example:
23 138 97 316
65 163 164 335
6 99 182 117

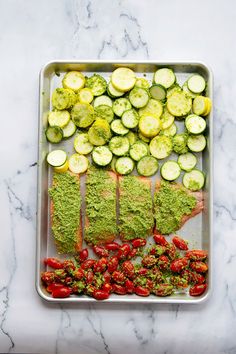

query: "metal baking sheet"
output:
36 61 213 303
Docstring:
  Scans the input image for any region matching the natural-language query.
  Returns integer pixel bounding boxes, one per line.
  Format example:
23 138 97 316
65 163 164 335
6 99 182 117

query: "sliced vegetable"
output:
161 160 181 181
62 71 85 92
193 96 212 116
52 88 76 110
149 84 166 101
178 153 197 172
185 114 206 135
94 95 113 108
173 133 188 154
113 98 132 117
121 109 139 129
161 123 177 137
71 102 94 128
153 68 176 89
95 105 114 123
166 84 182 98
107 81 124 98
187 134 206 152
62 120 76 138
129 141 149 161
109 136 130 156
187 75 206 94
47 150 67 167
160 108 175 130
92 146 113 166
111 67 136 91
85 74 107 96
68 154 89 173
74 133 93 155
139 98 163 118
137 156 159 176
135 77 150 89
54 160 69 173
138 132 150 143
150 136 172 159
129 87 149 108
139 114 161 138
125 131 138 145
48 110 70 128
88 118 111 146
78 88 94 104
110 120 128 136
182 81 198 99
115 157 134 175
183 169 205 191
167 91 192 117
45 126 63 144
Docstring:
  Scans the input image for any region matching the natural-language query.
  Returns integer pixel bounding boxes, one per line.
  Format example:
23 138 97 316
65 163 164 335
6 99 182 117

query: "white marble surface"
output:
0 0 236 353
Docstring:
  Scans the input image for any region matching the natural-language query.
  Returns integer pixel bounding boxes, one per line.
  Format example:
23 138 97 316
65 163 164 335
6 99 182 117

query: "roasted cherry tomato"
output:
170 276 188 288
85 270 94 284
142 255 157 268
105 242 120 251
138 267 148 276
112 283 127 295
122 261 135 279
127 248 137 259
131 238 147 248
62 260 76 272
172 236 188 250
186 250 208 261
52 286 71 298
81 259 96 270
112 270 125 284
165 244 177 260
191 271 205 284
46 282 64 293
41 271 56 285
146 279 154 291
64 276 73 285
93 258 107 273
74 268 85 280
79 248 89 262
117 244 131 260
153 233 168 246
154 284 174 297
190 261 208 273
125 279 134 293
158 255 170 271
134 286 150 297
93 245 109 258
101 283 113 293
189 283 207 296
170 257 189 273
103 271 111 283
44 258 62 269
93 289 110 300
107 256 119 273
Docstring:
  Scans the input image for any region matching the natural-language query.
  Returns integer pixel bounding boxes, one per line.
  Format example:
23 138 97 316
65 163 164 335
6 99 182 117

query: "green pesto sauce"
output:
85 168 117 245
188 180 201 191
154 180 196 234
119 176 154 240
49 172 81 254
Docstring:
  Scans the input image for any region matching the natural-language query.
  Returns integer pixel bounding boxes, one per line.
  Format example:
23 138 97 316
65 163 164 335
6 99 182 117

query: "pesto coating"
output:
119 176 154 240
49 172 81 254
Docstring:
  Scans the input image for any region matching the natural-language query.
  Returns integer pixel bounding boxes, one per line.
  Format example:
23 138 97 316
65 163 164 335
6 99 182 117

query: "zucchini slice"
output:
85 74 107 96
167 91 192 117
95 105 114 123
139 114 161 138
115 157 134 175
88 118 111 146
47 150 67 167
135 77 150 89
183 169 205 191
74 133 93 155
71 102 95 128
182 81 198 99
109 136 130 156
185 114 206 135
161 123 177 137
54 160 69 173
137 156 159 176
111 119 129 136
187 75 206 94
161 161 181 181
153 68 176 89
52 88 75 110
139 98 163 118
126 131 138 146
48 110 70 128
107 81 124 98
129 141 149 161
121 109 139 129
178 152 197 172
129 87 149 108
173 133 189 154
160 108 175 130
149 84 166 101
113 98 132 117
78 88 94 104
166 84 182 98
150 135 172 159
111 67 136 92
68 154 89 174
94 95 113 108
62 71 85 92
92 146 113 166
45 126 63 144
193 96 212 116
138 132 151 143
62 120 76 138
187 134 206 152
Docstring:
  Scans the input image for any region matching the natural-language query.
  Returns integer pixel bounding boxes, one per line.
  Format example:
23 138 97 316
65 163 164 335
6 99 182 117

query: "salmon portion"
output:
119 175 154 241
154 180 204 234
50 171 82 253
84 169 117 245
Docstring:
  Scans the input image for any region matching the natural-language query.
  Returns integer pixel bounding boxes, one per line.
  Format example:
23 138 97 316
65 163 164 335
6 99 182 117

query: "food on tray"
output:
154 180 203 235
84 168 117 245
49 171 82 253
118 175 154 240
41 232 208 300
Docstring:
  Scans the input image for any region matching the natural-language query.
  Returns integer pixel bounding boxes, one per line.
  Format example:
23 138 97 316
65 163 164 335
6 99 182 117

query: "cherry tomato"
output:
64 276 73 285
125 279 134 293
170 257 189 273
105 242 120 251
149 245 166 256
158 255 169 271
189 283 207 296
107 256 119 273
54 269 67 280
142 255 157 268
172 236 188 250
74 268 85 280
86 284 95 297
44 258 62 269
134 286 150 297
46 282 64 293
81 259 96 270
93 245 109 258
181 269 193 283
103 271 111 283
190 261 208 273
102 283 113 293
131 238 147 248
122 261 135 279
165 244 177 260
138 267 148 276
52 286 71 298
127 248 137 259
41 271 56 285
185 250 208 261
93 289 110 300
62 260 76 272
93 258 107 273
112 283 127 295
191 272 205 285
85 270 94 284
170 276 188 288
117 244 131 260
154 284 173 297
153 233 168 246
112 270 125 284
79 248 89 262
146 279 154 291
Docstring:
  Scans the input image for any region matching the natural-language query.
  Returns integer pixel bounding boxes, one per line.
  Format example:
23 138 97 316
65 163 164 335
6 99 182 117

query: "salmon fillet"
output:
50 171 82 253
119 175 154 241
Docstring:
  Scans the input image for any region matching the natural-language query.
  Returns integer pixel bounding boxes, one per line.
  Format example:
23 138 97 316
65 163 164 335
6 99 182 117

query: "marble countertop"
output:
1 0 236 353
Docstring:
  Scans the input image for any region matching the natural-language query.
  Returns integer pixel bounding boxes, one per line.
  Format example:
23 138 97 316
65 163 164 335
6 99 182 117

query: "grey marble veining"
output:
0 0 236 353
